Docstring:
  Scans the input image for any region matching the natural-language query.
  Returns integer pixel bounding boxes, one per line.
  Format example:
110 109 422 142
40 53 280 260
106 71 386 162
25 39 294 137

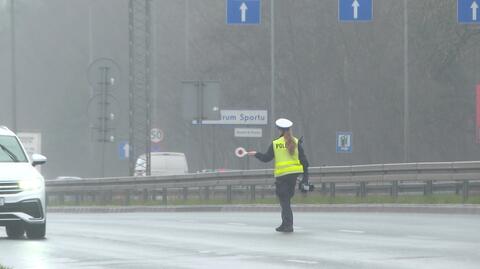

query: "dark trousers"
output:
275 173 299 227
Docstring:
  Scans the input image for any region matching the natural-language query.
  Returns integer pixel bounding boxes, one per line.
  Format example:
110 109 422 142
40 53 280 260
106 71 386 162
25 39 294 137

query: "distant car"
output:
197 168 241 173
134 152 189 176
0 126 48 239
52 176 82 181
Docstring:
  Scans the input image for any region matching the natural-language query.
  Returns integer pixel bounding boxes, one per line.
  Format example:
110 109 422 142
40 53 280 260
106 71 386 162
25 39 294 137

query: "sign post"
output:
476 85 480 143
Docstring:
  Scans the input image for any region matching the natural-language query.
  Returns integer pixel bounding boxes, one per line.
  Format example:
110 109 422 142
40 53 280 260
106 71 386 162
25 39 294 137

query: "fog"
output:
1 0 479 178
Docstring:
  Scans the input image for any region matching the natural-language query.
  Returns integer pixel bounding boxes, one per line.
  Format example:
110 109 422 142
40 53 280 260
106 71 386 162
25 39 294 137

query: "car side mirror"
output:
31 153 47 166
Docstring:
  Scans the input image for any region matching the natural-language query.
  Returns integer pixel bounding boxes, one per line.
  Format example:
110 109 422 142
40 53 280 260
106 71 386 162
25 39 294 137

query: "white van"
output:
134 152 188 176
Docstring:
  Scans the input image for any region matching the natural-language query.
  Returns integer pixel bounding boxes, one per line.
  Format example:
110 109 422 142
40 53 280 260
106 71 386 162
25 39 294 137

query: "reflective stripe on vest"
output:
273 136 304 177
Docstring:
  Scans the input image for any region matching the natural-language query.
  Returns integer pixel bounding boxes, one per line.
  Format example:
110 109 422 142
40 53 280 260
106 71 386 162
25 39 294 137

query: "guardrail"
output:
46 161 480 205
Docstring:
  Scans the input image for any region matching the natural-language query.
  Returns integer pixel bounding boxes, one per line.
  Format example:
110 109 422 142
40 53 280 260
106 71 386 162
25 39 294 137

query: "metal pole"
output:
128 0 153 176
212 125 215 170
270 0 275 138
185 0 189 74
128 0 134 176
10 0 17 132
199 81 205 169
403 0 409 162
152 0 158 131
100 66 110 177
88 4 93 79
145 0 152 176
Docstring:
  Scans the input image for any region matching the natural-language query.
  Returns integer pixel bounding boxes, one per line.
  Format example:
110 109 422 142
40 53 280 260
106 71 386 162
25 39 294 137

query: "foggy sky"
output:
1 0 479 178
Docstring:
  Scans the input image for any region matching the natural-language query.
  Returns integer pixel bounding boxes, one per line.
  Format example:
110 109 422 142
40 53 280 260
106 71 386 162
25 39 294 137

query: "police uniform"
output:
253 118 309 232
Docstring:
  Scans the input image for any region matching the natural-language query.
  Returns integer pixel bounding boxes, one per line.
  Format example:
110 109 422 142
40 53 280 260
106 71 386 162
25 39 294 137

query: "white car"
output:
0 126 47 239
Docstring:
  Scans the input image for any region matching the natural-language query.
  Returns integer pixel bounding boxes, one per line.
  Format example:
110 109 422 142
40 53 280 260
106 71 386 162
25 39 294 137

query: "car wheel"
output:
26 222 46 239
6 223 25 239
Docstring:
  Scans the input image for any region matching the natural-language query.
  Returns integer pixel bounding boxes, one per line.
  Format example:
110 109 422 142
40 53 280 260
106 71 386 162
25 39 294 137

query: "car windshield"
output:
0 135 28 163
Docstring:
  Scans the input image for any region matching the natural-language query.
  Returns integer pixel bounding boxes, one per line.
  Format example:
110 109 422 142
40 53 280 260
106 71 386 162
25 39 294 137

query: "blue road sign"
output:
118 141 129 160
339 0 373 22
227 0 261 25
458 0 480 23
336 132 353 153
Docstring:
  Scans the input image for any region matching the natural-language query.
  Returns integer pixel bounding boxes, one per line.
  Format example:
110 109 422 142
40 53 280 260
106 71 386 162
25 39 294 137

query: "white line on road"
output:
406 235 436 240
286 259 318 265
179 220 198 223
339 229 365 234
227 222 247 226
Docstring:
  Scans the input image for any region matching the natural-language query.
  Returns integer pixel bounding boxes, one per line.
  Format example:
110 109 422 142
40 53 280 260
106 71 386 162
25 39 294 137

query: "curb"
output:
47 204 480 214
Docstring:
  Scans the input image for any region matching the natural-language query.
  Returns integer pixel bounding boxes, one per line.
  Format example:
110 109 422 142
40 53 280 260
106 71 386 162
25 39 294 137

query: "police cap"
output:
275 118 293 129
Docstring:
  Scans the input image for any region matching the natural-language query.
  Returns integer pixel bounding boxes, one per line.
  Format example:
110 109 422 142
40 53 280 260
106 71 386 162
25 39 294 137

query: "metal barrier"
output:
46 161 480 205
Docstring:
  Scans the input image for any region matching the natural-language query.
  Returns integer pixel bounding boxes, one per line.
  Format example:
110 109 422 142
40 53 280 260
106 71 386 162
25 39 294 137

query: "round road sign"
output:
151 128 164 143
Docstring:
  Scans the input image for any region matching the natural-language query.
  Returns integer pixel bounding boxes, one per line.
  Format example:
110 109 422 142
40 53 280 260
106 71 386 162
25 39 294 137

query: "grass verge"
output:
47 194 480 207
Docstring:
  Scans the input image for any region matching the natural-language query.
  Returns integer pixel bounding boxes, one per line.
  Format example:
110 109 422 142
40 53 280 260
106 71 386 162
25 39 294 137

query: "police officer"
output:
248 118 309 233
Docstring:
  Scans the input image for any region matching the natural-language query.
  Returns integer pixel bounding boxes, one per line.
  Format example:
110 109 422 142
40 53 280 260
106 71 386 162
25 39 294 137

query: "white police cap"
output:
275 118 293 129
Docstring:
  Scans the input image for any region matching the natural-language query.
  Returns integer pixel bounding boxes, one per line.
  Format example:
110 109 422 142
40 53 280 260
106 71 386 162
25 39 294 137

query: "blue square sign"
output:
336 132 353 153
227 0 261 25
458 0 480 23
118 141 129 160
339 0 373 22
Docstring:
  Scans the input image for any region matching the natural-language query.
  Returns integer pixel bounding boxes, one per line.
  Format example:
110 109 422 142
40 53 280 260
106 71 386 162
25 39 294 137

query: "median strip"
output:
47 204 480 214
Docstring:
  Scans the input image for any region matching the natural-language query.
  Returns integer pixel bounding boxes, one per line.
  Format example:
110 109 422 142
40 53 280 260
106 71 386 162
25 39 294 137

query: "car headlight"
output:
19 179 43 191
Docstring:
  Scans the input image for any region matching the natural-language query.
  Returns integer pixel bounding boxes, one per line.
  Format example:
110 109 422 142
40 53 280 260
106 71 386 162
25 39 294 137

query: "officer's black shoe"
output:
275 226 294 233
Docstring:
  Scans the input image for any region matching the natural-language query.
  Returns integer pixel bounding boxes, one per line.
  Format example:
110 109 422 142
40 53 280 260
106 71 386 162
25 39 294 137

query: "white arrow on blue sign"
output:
339 0 373 22
227 0 261 25
118 141 129 160
458 0 480 23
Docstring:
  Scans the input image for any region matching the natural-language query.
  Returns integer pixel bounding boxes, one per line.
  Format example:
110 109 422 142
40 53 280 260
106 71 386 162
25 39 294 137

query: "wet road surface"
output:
1 212 479 268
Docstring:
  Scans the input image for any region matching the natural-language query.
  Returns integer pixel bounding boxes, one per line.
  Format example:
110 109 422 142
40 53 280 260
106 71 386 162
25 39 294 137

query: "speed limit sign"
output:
150 128 164 143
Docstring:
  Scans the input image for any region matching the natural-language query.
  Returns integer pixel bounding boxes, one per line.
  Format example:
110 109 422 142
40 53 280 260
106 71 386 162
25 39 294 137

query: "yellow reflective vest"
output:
272 136 304 177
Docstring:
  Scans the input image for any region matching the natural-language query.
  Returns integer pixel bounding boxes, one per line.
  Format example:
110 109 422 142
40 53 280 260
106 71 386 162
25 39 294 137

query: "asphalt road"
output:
1 212 479 269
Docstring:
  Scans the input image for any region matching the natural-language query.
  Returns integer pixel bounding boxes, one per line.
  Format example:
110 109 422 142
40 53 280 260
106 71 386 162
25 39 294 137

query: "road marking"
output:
286 259 318 265
227 222 246 226
179 220 197 223
339 229 365 234
384 255 443 260
406 235 436 240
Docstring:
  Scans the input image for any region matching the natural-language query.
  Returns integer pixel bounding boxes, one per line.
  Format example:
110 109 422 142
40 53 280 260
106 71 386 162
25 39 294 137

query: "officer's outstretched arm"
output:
253 144 274 163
